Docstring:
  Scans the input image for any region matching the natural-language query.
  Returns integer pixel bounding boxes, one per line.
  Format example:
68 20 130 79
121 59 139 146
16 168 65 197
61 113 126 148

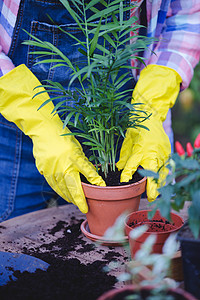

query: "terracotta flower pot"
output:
82 176 146 236
97 285 198 300
124 210 184 258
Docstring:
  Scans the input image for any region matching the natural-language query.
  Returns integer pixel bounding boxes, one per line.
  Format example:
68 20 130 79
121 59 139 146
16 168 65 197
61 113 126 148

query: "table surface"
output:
0 198 190 288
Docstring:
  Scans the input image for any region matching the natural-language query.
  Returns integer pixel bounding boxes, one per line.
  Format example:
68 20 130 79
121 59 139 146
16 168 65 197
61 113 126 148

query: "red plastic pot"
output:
82 176 146 236
125 210 184 258
97 285 197 300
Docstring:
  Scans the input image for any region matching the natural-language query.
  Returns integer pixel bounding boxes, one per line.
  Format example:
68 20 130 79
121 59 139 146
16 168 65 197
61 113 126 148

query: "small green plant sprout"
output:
139 133 200 239
23 0 154 178
103 216 179 300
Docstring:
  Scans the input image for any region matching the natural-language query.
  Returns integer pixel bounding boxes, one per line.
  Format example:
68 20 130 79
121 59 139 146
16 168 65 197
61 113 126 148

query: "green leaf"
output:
179 158 200 170
119 1 123 26
23 40 52 49
176 173 198 188
171 195 185 211
37 98 54 110
74 113 81 127
115 76 131 90
69 65 91 86
44 42 75 70
138 169 159 179
89 17 102 56
99 0 108 7
159 185 174 202
52 100 67 113
56 26 87 47
148 206 158 220
32 89 58 98
85 0 100 10
59 0 83 31
112 12 119 26
87 5 119 22
78 47 87 56
63 111 75 127
159 199 171 222
102 33 117 49
70 0 83 15
95 43 110 55
192 190 200 210
45 80 66 91
23 29 49 44
28 51 57 56
118 35 139 46
188 205 200 239
33 59 66 65
171 201 184 211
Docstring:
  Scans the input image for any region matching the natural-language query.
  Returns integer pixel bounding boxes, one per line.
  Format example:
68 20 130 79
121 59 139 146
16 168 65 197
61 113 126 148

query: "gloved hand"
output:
0 64 105 213
116 64 182 201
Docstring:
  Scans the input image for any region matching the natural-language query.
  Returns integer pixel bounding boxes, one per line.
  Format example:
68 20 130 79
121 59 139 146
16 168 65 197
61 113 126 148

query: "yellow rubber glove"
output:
116 64 182 201
0 64 106 213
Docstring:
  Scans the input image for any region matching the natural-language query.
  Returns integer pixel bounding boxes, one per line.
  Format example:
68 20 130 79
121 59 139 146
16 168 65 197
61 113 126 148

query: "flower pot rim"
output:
97 284 198 300
81 175 146 190
80 219 129 246
124 209 184 235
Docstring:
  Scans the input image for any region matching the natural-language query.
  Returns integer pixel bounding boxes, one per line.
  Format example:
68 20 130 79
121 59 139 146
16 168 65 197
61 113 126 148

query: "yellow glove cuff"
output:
132 64 182 122
0 64 62 134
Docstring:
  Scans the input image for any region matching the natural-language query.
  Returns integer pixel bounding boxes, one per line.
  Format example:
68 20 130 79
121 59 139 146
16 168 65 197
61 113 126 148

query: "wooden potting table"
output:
0 198 190 288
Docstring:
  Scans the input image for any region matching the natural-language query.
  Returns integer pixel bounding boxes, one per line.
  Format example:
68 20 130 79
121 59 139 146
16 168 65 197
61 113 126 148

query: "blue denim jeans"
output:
0 0 89 220
0 0 133 221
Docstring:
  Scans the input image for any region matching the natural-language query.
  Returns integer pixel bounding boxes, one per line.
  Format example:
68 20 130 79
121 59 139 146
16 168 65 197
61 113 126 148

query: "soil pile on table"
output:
0 218 118 300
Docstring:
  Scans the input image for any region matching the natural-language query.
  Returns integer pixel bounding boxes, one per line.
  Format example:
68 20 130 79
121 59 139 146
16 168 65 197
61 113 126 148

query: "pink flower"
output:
194 133 200 149
175 141 185 156
186 142 193 157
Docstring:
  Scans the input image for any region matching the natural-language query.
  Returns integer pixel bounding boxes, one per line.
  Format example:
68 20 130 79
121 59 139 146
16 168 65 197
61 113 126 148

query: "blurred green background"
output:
172 63 200 147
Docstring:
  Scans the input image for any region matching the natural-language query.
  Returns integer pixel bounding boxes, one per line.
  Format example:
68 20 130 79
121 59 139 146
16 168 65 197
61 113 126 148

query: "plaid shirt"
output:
0 0 200 89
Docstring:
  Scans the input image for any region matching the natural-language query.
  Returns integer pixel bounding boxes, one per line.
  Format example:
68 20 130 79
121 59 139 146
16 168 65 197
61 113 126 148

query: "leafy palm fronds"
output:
23 0 154 177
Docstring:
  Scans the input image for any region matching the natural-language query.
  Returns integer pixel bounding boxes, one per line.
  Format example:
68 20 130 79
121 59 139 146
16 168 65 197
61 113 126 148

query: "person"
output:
0 0 199 221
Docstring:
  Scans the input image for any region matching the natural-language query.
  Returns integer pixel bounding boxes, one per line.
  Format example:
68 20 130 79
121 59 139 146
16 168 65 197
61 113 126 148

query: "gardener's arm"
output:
0 45 16 76
117 0 200 201
0 65 105 213
147 0 200 90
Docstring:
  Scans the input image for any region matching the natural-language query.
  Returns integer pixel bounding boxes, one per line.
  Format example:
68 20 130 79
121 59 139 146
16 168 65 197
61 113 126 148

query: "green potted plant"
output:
139 133 200 298
23 0 152 237
97 220 197 300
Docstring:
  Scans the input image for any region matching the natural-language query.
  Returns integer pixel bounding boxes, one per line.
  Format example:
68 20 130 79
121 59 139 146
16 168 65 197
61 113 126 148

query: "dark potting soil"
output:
128 218 174 233
0 218 118 300
133 222 175 232
81 169 143 186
